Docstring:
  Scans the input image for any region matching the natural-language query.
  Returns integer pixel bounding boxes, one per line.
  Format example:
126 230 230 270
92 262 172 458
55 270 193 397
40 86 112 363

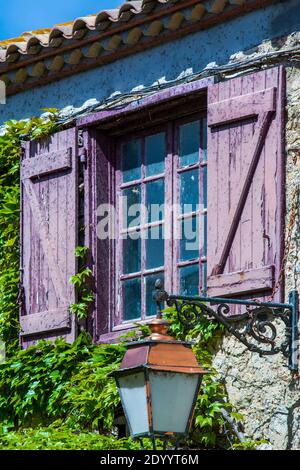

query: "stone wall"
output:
212 64 300 450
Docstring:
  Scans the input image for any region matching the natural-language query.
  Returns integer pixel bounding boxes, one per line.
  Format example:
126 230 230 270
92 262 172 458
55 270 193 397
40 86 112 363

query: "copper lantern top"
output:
117 317 208 376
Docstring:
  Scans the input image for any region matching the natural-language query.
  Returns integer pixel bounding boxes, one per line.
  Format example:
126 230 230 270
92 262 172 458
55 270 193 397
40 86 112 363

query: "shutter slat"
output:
20 309 71 336
207 266 274 297
208 87 276 126
207 67 284 298
21 148 72 179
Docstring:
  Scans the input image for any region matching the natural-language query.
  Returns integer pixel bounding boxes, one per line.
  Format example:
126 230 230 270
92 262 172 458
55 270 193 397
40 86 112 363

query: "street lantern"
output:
111 316 207 440
111 279 299 442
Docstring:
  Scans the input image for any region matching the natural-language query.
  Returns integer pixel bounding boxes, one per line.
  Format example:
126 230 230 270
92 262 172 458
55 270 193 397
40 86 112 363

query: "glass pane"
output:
123 278 141 321
145 225 164 270
180 169 199 214
123 234 141 274
180 264 199 296
145 133 165 177
118 373 149 436
179 121 200 167
145 273 164 317
122 139 141 183
149 370 199 434
180 216 199 262
146 179 165 223
122 185 141 229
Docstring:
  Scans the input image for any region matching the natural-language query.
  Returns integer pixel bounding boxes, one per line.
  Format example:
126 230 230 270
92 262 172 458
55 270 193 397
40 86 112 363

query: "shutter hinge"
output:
78 148 87 165
77 130 87 165
17 283 25 308
77 129 84 147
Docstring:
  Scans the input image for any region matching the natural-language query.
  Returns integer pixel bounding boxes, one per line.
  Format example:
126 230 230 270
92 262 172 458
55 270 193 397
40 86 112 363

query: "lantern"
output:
111 317 207 439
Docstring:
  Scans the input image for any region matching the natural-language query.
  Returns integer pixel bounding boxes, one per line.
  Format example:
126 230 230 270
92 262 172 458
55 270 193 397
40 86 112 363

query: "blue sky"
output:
0 1 121 40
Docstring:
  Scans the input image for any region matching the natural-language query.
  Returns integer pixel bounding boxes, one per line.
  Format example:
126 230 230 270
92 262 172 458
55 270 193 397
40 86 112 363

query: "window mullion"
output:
164 122 174 296
141 137 146 320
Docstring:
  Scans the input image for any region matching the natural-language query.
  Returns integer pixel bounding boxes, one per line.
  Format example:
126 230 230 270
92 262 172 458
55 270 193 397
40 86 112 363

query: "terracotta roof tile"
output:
0 0 278 96
0 0 169 56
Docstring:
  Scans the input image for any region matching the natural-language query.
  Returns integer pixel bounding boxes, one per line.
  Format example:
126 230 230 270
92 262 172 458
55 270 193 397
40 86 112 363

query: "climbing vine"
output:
0 113 262 450
69 246 95 319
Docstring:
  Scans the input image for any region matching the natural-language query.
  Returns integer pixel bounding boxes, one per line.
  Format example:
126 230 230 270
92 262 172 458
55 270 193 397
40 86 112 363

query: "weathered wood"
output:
211 110 273 275
208 88 276 126
207 266 274 297
20 308 71 336
20 128 78 347
207 66 285 298
21 148 72 180
22 178 69 304
77 77 213 128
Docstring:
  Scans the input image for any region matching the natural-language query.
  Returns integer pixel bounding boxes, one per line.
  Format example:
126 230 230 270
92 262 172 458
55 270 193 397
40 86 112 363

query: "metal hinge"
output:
17 283 25 308
77 129 84 147
77 130 87 165
78 147 87 165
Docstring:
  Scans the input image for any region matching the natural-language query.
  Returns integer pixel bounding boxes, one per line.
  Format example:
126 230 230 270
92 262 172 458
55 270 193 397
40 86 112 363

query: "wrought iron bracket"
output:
153 280 299 372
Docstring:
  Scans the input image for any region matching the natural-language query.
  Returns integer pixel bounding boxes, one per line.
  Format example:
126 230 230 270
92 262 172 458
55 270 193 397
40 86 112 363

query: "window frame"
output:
172 113 208 299
114 124 170 327
114 113 207 329
79 77 212 342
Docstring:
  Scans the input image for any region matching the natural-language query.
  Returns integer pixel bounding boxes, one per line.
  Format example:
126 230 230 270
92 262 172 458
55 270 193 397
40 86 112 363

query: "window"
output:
115 114 207 326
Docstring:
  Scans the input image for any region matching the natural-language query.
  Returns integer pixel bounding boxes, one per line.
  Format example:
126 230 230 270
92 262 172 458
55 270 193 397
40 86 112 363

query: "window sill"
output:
97 317 155 344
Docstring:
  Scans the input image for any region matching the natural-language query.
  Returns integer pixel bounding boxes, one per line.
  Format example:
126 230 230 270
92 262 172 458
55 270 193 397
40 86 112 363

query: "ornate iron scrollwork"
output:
153 280 299 371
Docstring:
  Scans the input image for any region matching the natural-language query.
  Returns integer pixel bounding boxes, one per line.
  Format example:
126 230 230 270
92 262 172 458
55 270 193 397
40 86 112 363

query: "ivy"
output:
0 332 125 430
0 425 143 450
69 246 95 319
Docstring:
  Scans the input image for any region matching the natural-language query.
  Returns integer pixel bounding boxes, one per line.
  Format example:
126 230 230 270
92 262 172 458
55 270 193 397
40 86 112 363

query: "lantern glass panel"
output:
148 370 200 434
118 372 149 436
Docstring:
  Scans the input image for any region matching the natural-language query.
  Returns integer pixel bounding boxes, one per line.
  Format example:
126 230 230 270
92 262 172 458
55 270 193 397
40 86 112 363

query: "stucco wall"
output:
0 0 299 123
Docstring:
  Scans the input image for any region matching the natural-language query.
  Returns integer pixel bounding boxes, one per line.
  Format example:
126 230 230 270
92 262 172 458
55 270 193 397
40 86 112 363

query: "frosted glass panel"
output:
149 371 199 434
118 372 149 436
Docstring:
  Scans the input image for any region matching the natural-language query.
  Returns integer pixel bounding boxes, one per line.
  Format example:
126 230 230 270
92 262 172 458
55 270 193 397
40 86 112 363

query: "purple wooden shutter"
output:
207 66 285 298
20 128 78 347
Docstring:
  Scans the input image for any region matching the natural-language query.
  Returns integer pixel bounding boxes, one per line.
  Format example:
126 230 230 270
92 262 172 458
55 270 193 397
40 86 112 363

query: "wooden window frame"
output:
114 115 207 328
78 77 212 342
115 124 168 327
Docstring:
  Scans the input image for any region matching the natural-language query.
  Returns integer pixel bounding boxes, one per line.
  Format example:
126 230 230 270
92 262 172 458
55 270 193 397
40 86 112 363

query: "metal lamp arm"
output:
153 280 299 371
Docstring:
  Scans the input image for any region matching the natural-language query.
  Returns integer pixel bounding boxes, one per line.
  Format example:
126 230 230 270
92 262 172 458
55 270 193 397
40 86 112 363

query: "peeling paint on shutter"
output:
207 66 285 298
20 128 78 347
